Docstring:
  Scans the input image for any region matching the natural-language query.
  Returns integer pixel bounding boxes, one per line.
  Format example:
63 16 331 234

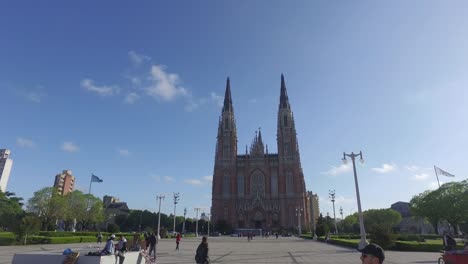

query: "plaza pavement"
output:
0 236 441 264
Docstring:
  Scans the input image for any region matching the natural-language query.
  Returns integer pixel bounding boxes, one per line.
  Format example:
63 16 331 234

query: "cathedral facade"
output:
211 75 311 231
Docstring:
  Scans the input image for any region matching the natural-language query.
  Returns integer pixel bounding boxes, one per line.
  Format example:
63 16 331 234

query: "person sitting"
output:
101 234 116 255
443 232 457 252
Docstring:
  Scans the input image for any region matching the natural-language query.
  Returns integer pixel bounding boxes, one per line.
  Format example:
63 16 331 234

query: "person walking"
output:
358 243 385 264
115 235 127 264
96 232 103 244
148 232 157 259
195 236 209 264
175 233 181 251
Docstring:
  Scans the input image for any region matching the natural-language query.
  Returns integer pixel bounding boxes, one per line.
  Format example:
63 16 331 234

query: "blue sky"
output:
2 1 468 219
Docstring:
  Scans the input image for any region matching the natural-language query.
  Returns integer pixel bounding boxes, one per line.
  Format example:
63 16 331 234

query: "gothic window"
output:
271 170 278 197
284 143 290 155
225 118 229 130
237 173 244 196
286 170 293 195
250 172 265 199
223 173 230 197
284 115 288 127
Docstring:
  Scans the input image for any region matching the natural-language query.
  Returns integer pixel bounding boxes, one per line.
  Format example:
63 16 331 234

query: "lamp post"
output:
308 193 317 240
173 192 180 233
156 195 165 239
342 151 368 249
194 208 201 237
329 189 338 235
295 207 303 236
207 213 210 236
339 206 344 233
182 207 187 235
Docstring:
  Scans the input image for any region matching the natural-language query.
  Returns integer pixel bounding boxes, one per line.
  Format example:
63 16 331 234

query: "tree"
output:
363 209 402 231
410 180 468 233
26 187 64 230
315 213 330 237
0 191 24 230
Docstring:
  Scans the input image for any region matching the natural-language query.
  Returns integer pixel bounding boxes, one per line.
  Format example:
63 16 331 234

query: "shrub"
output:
0 232 16 246
369 225 397 249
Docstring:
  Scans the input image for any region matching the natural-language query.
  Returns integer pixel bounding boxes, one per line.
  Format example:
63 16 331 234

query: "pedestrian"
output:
358 243 385 264
195 236 209 264
96 231 103 244
100 234 115 255
148 232 157 259
144 232 149 250
175 232 181 251
443 232 456 251
115 234 127 264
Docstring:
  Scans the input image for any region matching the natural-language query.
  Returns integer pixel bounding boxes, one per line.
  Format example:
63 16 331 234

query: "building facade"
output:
0 149 13 192
211 75 310 231
53 170 75 195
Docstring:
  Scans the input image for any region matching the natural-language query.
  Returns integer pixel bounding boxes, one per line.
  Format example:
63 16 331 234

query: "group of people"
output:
97 234 127 264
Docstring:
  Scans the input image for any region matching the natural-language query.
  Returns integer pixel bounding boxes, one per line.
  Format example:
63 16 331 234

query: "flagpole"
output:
434 166 440 188
89 174 93 195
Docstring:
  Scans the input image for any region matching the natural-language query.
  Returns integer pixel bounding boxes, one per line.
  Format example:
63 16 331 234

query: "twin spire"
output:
222 77 233 113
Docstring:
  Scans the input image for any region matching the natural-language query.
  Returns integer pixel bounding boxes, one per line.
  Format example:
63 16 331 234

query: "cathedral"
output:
211 75 312 231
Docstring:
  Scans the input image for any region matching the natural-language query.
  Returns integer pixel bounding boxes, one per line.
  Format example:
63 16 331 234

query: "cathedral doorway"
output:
255 220 262 229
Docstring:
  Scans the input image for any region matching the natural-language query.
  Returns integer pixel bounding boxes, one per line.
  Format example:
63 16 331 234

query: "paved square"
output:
0 236 441 264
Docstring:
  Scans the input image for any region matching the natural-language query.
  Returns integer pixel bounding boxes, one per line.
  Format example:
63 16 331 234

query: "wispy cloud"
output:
164 176 174 182
128 50 151 66
151 174 161 182
202 175 212 182
406 165 420 172
81 78 118 96
184 179 202 186
321 164 351 176
124 93 140 104
117 148 130 156
210 92 223 107
17 137 35 148
145 65 188 101
413 173 429 181
62 142 79 153
371 163 397 174
20 91 45 103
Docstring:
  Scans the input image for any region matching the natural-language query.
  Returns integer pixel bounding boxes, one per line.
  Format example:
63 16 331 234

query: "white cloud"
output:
62 142 79 153
210 92 223 107
81 78 118 96
17 137 35 147
128 50 151 65
413 173 429 181
202 175 212 182
406 165 420 172
151 174 161 182
21 91 45 103
371 163 397 174
117 148 130 156
184 179 202 186
321 164 351 176
145 65 187 101
164 176 174 182
124 93 140 104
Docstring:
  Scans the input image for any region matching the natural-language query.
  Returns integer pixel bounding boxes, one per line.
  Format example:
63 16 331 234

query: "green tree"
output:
363 209 401 231
315 213 330 237
26 187 64 230
0 191 24 230
410 180 468 233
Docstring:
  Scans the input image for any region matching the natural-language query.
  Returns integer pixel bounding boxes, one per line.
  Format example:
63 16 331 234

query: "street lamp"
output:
339 206 344 233
295 207 303 236
173 192 180 233
194 208 201 237
156 195 165 239
329 189 338 235
207 213 210 236
182 207 187 235
342 151 368 249
308 193 318 240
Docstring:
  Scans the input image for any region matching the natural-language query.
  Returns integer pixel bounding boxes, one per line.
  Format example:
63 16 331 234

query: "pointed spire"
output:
222 77 233 113
280 73 290 109
258 127 263 145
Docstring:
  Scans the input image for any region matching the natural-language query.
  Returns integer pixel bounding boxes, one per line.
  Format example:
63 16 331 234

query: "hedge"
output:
0 232 15 246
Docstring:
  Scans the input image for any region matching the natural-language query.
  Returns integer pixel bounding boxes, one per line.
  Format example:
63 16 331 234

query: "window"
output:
223 173 230 197
286 170 293 195
284 115 288 127
271 170 278 196
237 173 244 196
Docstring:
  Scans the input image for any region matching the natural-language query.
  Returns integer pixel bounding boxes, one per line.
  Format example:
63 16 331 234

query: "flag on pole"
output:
91 174 103 182
434 166 455 177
